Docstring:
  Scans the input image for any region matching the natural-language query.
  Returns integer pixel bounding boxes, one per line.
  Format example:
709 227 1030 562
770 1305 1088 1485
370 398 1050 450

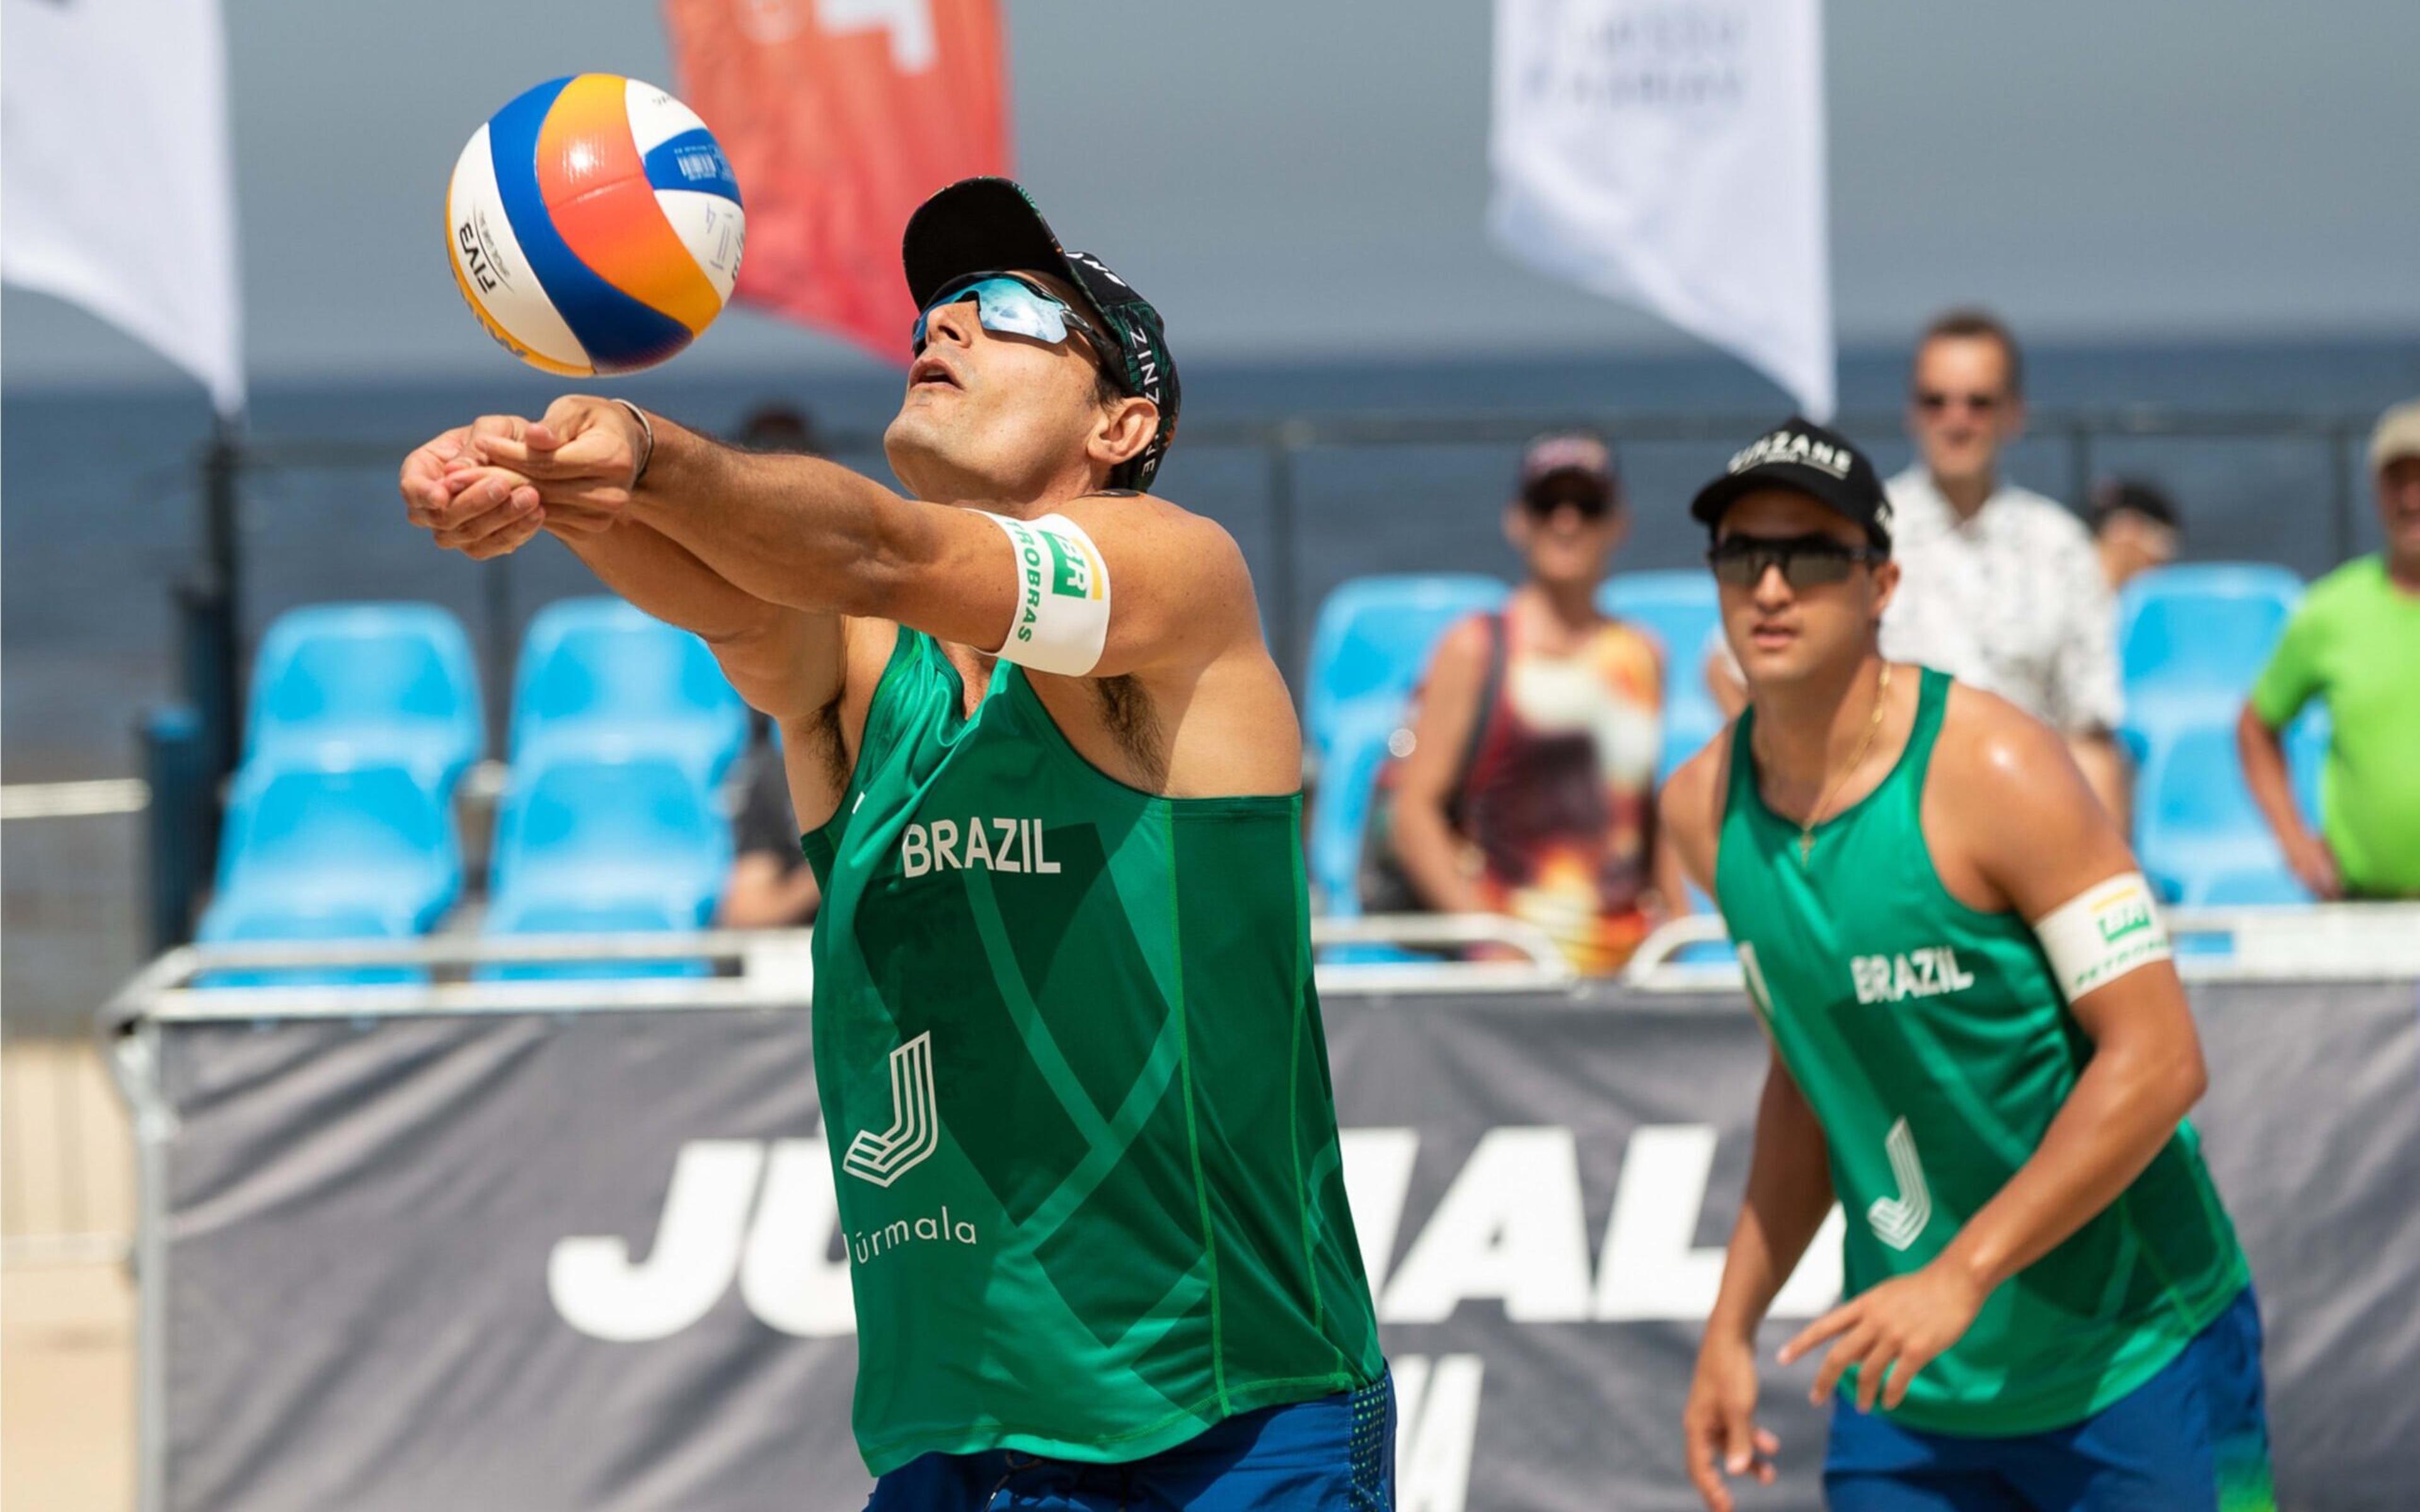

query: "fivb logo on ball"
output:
447 74 746 375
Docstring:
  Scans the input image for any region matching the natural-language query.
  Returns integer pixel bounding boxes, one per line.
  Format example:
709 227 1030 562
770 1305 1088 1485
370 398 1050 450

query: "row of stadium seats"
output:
197 560 2322 982
1302 564 2324 919
199 599 744 982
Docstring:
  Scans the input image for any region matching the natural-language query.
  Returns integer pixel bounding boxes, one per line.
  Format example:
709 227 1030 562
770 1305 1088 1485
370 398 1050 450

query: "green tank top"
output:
1715 667 2247 1436
800 628 1383 1475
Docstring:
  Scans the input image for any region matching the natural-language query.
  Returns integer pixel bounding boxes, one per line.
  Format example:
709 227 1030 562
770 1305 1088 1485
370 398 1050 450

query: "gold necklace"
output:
1799 661 1893 862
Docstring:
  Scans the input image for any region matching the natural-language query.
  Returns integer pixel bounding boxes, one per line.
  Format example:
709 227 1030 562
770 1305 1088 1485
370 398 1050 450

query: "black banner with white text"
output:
142 982 2419 1510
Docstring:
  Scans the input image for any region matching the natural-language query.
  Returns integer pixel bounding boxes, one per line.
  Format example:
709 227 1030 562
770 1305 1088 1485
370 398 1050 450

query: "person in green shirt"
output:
1664 418 2268 1511
2238 398 2420 900
398 178 1389 1509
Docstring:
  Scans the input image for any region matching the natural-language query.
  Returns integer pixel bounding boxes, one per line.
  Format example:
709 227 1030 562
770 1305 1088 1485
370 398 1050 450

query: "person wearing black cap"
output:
398 179 1391 1506
1386 432 1685 973
1666 421 2264 1511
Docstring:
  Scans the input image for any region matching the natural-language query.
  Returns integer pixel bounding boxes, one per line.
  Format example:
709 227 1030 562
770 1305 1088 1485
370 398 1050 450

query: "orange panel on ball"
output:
535 73 723 336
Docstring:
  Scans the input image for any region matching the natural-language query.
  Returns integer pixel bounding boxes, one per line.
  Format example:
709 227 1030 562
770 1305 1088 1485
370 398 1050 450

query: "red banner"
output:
663 0 1011 364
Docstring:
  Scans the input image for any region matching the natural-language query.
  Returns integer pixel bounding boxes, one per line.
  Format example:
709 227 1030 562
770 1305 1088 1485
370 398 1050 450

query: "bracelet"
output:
613 398 655 490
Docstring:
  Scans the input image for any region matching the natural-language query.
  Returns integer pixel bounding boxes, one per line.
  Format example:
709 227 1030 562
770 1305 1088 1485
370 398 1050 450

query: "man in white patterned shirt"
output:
1880 309 2130 822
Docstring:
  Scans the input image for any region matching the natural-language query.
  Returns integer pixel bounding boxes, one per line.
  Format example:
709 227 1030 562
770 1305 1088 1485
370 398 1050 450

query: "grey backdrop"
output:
8 0 2419 389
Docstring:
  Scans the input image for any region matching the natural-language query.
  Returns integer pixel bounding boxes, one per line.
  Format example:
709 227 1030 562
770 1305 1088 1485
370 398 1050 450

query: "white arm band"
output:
2032 871 2172 1004
980 512 1111 677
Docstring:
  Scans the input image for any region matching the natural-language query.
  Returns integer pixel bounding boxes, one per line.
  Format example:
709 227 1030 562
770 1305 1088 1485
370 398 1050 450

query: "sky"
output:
6 0 2417 391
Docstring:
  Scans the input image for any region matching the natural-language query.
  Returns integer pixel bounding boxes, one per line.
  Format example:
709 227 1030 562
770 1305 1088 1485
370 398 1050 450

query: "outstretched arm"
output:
470 396 1255 681
400 420 841 723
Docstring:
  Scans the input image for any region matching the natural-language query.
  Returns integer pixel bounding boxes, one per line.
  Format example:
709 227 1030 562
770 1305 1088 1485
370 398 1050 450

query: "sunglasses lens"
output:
1784 553 1855 587
911 278 1073 353
1706 546 1763 585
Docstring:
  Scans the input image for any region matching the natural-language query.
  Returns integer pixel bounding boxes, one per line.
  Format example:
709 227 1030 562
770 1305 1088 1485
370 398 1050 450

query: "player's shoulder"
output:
1063 490 1246 571
1933 677 2082 799
1659 718 1735 832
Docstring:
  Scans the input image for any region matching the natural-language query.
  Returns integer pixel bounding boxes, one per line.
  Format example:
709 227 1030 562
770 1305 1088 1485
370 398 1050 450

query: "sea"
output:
4 336 2417 1029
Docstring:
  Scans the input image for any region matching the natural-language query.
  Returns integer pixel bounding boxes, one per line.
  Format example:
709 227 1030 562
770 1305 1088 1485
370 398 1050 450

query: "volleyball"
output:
446 74 745 376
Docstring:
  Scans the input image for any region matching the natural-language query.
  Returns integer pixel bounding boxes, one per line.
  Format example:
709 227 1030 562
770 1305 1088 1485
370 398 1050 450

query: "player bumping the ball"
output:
400 178 1390 1508
1662 420 2271 1511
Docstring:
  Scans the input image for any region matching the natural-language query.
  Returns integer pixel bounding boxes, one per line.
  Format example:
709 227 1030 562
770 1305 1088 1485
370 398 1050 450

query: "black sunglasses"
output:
1707 532 1886 588
1915 389 2002 414
1521 486 1613 520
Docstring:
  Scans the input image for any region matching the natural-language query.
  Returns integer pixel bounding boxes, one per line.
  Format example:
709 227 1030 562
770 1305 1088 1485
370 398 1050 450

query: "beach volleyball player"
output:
1663 420 2272 1511
400 178 1392 1508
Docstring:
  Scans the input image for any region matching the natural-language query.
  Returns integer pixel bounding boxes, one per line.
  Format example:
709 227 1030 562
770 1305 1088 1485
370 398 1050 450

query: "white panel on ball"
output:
446 123 589 374
654 190 746 304
622 77 710 155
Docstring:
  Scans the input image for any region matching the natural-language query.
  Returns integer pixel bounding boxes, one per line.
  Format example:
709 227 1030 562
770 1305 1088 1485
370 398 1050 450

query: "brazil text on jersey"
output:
1850 946 1978 1004
898 817 1062 878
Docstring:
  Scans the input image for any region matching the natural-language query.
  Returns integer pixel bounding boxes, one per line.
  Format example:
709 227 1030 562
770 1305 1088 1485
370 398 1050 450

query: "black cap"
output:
902 177 1180 493
1518 432 1616 504
1688 416 1893 552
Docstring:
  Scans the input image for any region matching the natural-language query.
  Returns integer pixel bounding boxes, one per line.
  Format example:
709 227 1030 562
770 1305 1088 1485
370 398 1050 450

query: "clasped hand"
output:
397 395 644 560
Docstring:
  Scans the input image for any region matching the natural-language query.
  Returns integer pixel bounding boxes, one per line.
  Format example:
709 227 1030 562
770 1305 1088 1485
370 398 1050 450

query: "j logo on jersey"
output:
1850 947 1977 1005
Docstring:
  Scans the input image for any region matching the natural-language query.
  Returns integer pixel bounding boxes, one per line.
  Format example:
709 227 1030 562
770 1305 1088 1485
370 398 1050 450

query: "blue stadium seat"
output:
1601 571 1726 781
2118 564 2302 745
245 604 483 797
205 762 461 933
489 752 732 926
2135 726 2287 903
2182 863 2311 908
1301 575 1507 767
510 598 747 788
2286 706 2328 828
478 896 712 981
1300 575 1506 914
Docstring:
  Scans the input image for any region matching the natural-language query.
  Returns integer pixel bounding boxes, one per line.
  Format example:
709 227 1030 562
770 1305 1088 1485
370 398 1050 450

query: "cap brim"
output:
903 178 1078 309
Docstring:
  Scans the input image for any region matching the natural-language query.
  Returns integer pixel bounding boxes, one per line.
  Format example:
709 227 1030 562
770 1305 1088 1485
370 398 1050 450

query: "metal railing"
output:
224 403 2382 732
1622 902 2420 990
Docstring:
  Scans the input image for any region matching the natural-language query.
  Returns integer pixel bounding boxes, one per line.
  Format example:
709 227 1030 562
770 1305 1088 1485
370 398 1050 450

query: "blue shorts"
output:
1825 1286 2274 1511
863 1375 1395 1511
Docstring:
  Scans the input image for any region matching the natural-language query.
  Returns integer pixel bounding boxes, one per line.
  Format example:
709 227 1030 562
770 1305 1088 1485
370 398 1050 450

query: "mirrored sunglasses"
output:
911 274 1109 365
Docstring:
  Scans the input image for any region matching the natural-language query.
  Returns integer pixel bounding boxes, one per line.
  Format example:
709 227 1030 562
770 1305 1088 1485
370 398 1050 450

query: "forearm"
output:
1706 1068 1835 1344
554 517 783 644
628 415 913 617
1935 1043 2199 1295
2235 706 2308 845
1392 798 1488 913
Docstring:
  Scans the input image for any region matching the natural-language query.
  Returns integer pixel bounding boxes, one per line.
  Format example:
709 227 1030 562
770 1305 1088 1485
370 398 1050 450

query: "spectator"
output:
1386 433 1684 973
1880 309 2131 822
717 403 827 929
2089 476 2182 592
2237 399 2420 900
718 713 822 927
736 401 822 454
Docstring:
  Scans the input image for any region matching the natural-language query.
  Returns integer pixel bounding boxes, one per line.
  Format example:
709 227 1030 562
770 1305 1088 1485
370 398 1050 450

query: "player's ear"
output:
1503 501 1528 553
1870 555 1901 622
1089 394 1157 475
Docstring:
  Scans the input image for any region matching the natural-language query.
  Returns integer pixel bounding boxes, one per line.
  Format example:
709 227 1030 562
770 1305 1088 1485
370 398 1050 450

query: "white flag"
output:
1489 0 1833 418
4 0 245 415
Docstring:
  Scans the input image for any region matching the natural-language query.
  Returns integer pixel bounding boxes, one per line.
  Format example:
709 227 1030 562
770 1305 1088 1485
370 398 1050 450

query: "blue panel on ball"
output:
642 129 742 207
486 77 695 374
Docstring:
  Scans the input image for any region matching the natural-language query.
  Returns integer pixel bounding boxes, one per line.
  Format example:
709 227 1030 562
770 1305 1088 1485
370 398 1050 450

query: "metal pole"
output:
2328 423 2357 569
199 422 245 783
1265 426 1303 696
484 557 514 755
